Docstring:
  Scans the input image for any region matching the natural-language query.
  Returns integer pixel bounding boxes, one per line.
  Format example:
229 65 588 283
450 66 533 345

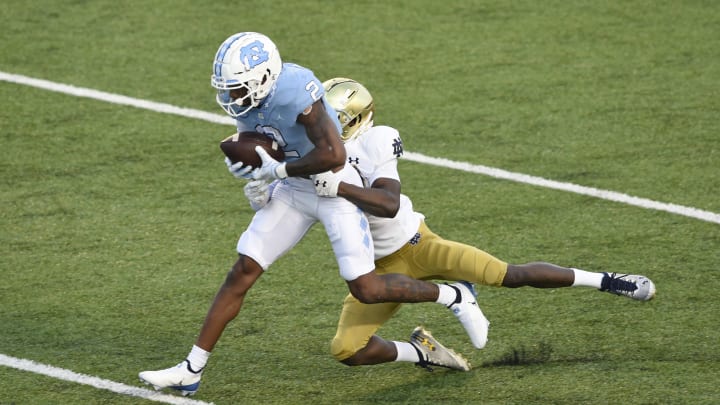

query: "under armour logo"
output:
315 180 327 187
409 233 421 245
348 157 359 165
392 138 404 158
419 338 435 350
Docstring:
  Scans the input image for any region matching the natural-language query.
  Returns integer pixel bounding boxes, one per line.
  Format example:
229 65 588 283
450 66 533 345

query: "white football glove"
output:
312 170 341 197
224 157 253 179
243 179 270 211
252 146 288 182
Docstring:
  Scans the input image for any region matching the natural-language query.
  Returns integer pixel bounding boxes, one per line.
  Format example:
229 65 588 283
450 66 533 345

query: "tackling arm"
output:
337 177 401 218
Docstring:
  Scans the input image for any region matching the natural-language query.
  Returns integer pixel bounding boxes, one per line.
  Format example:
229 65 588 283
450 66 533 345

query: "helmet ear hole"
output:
260 69 271 85
348 115 360 127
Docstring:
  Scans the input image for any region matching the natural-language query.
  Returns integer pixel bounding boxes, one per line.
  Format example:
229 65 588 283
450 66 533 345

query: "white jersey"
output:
344 125 424 259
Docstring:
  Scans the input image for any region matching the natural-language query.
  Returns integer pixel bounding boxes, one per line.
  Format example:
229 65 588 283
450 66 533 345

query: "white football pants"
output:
236 163 375 281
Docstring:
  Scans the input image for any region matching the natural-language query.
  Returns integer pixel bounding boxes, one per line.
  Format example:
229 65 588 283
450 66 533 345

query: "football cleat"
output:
138 360 202 396
410 327 471 372
447 281 489 349
600 273 656 301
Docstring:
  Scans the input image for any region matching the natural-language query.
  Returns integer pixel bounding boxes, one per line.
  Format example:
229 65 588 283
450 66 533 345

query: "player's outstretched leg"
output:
139 360 202 397
410 327 471 371
447 281 489 348
599 273 656 301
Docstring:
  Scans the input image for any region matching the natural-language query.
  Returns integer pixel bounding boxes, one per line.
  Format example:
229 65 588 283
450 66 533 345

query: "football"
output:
219 131 285 169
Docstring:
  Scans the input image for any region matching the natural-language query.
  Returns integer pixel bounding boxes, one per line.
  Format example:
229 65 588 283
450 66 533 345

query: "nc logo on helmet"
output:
239 40 270 69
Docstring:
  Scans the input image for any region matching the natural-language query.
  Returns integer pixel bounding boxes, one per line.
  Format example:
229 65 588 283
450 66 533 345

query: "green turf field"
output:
1 1 719 404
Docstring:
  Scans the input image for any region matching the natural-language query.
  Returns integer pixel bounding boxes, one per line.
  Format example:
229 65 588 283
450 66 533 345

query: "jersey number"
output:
306 81 321 101
250 81 322 158
256 126 300 159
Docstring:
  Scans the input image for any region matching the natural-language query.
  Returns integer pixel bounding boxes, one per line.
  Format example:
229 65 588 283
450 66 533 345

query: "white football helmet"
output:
322 77 375 142
211 32 283 117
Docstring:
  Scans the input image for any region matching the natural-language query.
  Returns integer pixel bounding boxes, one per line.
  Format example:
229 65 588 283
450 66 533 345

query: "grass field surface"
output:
1 1 719 404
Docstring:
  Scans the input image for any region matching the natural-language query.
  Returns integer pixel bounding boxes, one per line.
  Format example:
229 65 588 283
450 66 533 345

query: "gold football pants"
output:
331 221 508 360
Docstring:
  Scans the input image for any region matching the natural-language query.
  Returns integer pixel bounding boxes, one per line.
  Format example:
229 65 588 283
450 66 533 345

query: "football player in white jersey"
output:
309 78 656 368
139 33 485 396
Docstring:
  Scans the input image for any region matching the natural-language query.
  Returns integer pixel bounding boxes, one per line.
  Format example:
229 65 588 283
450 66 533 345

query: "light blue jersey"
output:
235 63 342 162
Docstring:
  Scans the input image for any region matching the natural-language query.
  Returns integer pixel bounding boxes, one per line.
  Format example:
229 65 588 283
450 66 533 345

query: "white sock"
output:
393 341 421 363
571 268 605 288
435 283 458 306
186 345 210 373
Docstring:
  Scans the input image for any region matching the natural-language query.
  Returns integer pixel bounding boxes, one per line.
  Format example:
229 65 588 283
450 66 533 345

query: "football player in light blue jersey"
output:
232 62 341 163
139 32 486 396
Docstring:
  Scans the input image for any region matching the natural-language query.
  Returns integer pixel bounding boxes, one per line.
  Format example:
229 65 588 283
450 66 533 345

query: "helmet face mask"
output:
211 32 282 117
214 80 259 117
322 78 375 142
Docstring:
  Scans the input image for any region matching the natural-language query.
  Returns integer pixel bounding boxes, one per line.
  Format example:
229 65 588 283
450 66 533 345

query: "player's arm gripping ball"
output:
219 131 286 179
252 146 288 182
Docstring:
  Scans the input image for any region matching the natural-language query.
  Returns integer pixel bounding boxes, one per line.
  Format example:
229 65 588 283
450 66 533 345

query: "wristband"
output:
275 162 288 179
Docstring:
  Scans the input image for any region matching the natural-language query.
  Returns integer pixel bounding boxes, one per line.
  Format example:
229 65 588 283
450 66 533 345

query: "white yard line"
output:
2 71 717 224
403 152 720 224
0 354 213 405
